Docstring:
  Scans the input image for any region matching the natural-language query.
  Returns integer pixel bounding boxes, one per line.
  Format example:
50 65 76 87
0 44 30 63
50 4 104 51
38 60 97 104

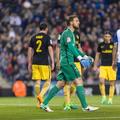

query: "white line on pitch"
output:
33 116 120 120
0 103 120 107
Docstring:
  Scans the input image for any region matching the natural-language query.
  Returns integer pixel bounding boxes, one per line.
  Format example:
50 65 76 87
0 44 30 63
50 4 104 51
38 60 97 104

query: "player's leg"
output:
43 80 65 105
99 66 107 104
99 78 106 104
39 66 51 98
64 62 81 110
40 79 51 98
35 80 43 107
63 83 78 110
73 78 87 108
40 70 66 112
63 83 71 110
107 66 116 104
74 78 99 111
40 80 65 112
34 80 41 96
32 65 43 106
68 62 82 109
108 81 115 104
37 65 51 105
65 63 99 111
32 65 41 96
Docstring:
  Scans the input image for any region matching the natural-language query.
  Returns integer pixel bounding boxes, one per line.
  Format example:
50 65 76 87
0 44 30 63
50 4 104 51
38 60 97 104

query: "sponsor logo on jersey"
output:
67 37 71 43
36 35 43 39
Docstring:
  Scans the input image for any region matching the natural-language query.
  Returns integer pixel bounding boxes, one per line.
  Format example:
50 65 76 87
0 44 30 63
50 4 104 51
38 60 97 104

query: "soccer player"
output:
40 15 99 112
112 29 120 87
93 31 116 104
28 22 54 107
56 30 83 111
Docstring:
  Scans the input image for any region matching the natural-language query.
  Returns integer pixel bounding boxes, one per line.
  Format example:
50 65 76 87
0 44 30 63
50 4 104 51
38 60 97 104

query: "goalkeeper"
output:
56 30 83 111
39 15 99 112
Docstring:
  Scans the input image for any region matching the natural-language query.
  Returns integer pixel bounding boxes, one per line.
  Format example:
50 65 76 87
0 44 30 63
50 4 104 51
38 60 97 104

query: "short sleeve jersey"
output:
29 32 52 65
97 42 114 66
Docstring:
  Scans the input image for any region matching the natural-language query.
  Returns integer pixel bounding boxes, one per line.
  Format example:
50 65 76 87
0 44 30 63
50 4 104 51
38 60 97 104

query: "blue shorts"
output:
117 63 120 80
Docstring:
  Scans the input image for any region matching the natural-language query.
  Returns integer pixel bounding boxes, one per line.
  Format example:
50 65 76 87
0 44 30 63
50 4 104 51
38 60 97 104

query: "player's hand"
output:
88 56 94 63
93 66 98 71
80 59 92 68
80 56 94 68
112 61 117 71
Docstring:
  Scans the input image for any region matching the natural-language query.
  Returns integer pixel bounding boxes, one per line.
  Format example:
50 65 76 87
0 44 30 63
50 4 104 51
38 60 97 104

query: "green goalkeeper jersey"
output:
60 28 85 65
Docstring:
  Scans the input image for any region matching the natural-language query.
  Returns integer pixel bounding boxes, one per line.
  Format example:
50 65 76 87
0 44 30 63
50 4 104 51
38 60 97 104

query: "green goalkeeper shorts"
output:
57 63 81 82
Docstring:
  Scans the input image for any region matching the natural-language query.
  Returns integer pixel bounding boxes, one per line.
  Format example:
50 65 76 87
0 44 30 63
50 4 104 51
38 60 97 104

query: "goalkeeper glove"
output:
77 55 93 68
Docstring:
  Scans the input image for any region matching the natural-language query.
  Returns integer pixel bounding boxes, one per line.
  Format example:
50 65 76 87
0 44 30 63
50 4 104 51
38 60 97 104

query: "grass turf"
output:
0 96 120 120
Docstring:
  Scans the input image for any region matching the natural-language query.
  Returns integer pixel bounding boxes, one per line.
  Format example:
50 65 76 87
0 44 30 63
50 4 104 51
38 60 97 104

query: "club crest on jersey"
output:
110 45 113 49
67 37 71 43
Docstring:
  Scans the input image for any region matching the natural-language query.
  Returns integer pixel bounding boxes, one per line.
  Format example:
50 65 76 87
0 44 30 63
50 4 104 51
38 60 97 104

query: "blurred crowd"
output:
0 0 120 85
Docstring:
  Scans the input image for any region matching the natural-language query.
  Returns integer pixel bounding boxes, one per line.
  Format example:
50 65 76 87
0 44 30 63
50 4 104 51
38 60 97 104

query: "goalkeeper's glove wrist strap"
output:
77 56 83 61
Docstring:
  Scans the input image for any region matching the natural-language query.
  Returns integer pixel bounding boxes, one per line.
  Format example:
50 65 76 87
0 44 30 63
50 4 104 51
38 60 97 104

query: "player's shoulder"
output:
98 42 104 46
62 29 72 37
37 32 51 40
30 33 36 40
110 41 114 45
30 33 43 40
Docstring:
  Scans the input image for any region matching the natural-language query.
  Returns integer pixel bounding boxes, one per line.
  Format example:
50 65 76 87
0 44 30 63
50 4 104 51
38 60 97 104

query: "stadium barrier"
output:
0 80 119 96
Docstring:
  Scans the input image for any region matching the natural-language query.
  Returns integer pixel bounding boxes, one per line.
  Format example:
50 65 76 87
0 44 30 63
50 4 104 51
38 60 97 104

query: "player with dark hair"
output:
28 22 54 107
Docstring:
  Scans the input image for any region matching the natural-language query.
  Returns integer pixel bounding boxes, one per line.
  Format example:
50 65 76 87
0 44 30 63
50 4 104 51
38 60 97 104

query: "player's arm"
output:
47 38 54 71
56 35 60 69
112 33 118 70
93 44 101 70
78 44 83 52
66 36 85 58
28 36 34 75
48 46 54 71
68 42 93 68
65 34 92 68
64 34 88 60
28 47 34 75
112 43 118 65
93 52 100 70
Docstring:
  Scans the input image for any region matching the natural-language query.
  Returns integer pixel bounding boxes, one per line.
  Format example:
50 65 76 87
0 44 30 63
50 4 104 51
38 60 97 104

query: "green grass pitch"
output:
0 96 120 120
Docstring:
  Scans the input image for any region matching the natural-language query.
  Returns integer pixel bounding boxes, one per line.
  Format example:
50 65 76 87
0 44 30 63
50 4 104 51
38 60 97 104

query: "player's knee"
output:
74 78 83 86
100 78 105 84
110 81 115 86
64 85 70 95
45 80 51 86
70 86 76 94
36 80 41 85
57 81 65 88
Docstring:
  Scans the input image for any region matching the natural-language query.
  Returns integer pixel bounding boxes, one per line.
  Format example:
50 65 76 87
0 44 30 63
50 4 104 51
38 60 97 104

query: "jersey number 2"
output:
36 40 42 52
